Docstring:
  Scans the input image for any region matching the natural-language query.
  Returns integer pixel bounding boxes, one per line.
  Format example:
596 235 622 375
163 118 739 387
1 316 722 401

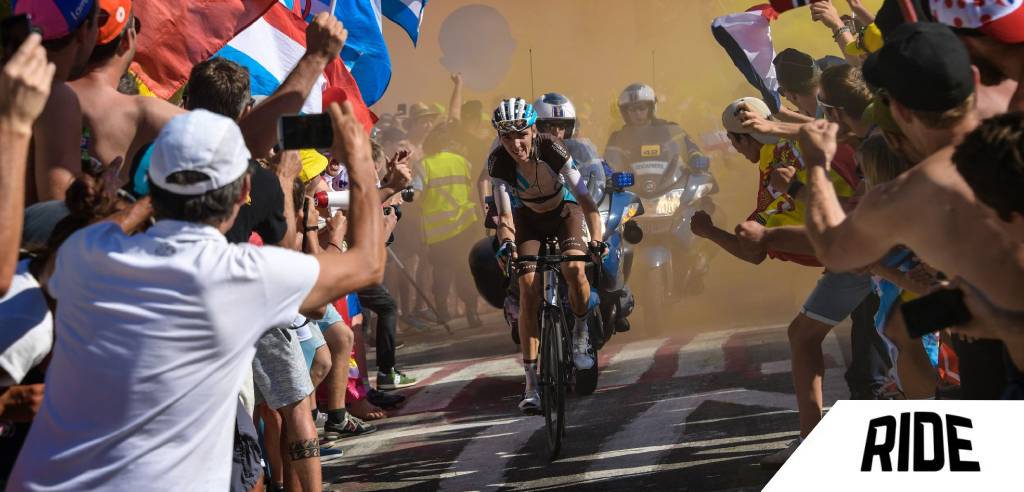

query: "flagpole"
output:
529 48 536 98
329 0 338 15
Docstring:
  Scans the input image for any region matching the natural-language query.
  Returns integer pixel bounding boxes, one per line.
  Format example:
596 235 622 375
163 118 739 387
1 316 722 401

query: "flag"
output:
131 1 276 99
382 0 428 45
215 3 375 131
306 0 392 106
711 6 782 113
769 0 825 13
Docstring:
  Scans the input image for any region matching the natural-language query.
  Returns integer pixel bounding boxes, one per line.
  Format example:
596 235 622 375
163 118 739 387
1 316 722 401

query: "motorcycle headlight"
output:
643 189 685 217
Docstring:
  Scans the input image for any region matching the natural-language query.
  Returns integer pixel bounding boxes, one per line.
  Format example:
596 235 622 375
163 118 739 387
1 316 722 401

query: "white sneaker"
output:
518 389 541 414
571 323 595 370
760 438 801 469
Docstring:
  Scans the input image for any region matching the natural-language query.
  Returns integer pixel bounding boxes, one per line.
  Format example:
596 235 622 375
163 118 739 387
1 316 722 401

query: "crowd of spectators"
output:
692 0 1024 468
2 0 1024 488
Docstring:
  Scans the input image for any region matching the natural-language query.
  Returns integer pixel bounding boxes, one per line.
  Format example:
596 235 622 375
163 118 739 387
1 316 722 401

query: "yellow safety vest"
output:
421 151 478 245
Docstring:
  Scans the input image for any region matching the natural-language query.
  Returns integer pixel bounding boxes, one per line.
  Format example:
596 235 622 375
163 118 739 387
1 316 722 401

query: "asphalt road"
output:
322 313 855 491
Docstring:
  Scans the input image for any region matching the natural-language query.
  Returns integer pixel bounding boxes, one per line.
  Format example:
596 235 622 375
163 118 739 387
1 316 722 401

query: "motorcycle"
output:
607 126 721 326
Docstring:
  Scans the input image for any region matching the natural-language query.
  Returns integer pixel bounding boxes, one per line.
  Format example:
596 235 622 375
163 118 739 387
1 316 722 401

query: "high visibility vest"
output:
421 151 478 245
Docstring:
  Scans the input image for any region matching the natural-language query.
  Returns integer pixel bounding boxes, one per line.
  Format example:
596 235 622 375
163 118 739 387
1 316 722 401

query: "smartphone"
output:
278 113 333 150
396 103 407 116
1 14 33 64
901 288 973 338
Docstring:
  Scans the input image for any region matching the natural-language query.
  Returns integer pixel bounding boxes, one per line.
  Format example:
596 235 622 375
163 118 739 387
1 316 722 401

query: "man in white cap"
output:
8 101 384 491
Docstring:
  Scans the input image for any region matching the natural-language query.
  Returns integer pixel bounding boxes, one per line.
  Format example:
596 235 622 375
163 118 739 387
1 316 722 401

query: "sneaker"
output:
319 446 345 463
377 369 418 390
313 410 328 428
518 389 541 415
760 438 801 469
324 413 377 438
571 324 595 370
366 388 406 409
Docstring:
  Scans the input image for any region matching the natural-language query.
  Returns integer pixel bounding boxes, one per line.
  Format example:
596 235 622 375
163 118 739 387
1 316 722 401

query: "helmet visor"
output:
495 118 532 135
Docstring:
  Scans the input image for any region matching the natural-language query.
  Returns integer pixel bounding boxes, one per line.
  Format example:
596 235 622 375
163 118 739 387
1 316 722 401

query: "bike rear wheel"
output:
541 307 566 459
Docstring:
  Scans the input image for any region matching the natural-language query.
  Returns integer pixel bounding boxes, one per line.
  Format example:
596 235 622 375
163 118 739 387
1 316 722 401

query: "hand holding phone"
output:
0 27 54 134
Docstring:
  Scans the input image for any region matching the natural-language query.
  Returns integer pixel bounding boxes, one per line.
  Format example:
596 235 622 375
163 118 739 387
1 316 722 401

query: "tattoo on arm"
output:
288 438 321 461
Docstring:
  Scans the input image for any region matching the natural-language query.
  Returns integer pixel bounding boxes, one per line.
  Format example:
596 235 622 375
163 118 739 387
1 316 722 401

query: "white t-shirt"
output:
0 259 53 387
8 220 320 491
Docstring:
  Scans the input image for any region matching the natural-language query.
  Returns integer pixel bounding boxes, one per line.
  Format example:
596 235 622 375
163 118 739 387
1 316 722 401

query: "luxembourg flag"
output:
382 0 429 45
215 3 375 130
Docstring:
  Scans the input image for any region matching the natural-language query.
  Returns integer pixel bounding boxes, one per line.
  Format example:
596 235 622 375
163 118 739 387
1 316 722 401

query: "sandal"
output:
348 398 387 421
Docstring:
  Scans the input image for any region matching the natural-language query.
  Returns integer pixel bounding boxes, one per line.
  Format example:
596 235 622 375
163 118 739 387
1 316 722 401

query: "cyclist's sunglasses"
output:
495 118 532 136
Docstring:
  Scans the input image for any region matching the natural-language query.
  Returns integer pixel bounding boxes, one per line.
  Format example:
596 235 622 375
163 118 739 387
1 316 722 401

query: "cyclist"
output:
488 97 605 414
605 83 709 174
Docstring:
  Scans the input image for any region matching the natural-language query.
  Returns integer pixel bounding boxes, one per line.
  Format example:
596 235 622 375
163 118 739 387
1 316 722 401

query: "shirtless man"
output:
69 0 183 175
801 23 1024 399
15 0 99 203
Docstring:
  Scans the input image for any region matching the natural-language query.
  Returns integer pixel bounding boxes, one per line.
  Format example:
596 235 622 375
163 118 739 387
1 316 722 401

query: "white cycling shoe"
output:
519 389 542 414
571 325 595 370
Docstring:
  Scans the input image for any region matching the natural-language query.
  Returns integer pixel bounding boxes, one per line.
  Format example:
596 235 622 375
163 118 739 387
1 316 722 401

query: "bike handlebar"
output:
514 255 594 264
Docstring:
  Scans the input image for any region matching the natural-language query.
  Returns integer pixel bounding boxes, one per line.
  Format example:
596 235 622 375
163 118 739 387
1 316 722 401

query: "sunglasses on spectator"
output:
817 93 842 111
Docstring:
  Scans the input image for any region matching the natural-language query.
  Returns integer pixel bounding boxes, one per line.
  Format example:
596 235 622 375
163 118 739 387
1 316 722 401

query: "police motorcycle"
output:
605 84 721 325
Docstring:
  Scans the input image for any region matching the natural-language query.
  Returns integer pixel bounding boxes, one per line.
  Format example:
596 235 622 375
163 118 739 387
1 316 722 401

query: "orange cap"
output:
97 0 133 45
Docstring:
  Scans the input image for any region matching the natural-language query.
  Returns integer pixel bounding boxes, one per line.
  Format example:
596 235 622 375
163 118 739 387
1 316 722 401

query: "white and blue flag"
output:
382 0 428 45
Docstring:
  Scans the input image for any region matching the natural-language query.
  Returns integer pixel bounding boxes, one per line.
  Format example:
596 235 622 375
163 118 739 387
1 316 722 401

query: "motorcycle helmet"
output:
533 92 578 139
491 97 537 135
467 236 510 309
617 83 657 120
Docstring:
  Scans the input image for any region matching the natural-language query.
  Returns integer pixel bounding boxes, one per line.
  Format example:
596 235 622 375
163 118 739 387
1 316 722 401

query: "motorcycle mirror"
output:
623 221 643 244
611 172 635 189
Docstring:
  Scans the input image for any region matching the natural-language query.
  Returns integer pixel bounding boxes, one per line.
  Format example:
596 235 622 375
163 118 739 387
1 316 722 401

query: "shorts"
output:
299 322 327 370
800 271 872 326
512 200 587 276
252 327 314 410
230 399 262 492
317 303 345 334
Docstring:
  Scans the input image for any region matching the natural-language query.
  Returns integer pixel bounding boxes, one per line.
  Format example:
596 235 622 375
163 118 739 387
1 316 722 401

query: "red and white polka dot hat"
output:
930 0 1024 43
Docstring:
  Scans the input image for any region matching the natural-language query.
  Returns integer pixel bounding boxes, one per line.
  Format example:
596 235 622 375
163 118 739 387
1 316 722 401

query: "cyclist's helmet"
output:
533 92 577 139
492 97 537 135
617 83 657 119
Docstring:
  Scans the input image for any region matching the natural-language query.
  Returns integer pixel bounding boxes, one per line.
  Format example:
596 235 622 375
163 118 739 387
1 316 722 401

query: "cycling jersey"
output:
488 133 590 215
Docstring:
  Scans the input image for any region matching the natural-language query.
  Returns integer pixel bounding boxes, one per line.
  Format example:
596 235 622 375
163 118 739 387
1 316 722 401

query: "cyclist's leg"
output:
558 201 595 369
558 202 591 316
517 239 543 411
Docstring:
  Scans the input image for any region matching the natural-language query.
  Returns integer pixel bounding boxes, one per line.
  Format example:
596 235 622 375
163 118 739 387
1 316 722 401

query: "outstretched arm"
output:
0 34 55 296
239 13 347 158
801 120 898 270
301 101 385 312
691 211 767 265
447 73 463 123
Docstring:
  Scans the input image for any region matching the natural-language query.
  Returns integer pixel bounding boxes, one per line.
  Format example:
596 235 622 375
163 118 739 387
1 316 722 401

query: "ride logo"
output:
763 401 1022 491
861 412 980 472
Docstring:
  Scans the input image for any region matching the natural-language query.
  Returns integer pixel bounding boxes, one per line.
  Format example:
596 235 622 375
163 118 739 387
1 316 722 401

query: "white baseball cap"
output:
722 97 778 146
148 110 251 195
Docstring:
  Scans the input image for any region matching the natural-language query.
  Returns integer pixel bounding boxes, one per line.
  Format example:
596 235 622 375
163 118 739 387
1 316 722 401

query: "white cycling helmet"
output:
533 93 578 139
618 83 657 118
492 97 538 135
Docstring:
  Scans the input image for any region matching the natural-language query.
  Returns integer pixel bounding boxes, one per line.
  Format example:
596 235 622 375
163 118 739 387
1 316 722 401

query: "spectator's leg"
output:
277 398 321 492
322 321 355 421
845 292 889 398
788 313 832 437
884 304 940 398
429 244 454 322
351 314 371 389
257 403 284 490
359 286 399 375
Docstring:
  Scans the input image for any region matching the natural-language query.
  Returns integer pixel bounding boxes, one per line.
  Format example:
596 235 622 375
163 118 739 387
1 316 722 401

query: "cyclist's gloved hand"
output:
589 240 609 258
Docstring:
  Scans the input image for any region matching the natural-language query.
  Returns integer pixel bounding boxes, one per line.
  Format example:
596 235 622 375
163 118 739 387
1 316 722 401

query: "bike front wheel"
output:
541 307 567 459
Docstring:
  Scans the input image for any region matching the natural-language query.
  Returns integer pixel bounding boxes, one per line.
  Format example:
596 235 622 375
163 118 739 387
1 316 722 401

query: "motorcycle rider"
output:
488 98 605 413
605 83 709 174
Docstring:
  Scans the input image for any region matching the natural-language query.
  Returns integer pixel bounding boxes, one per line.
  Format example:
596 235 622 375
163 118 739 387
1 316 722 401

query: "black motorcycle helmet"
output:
468 236 509 309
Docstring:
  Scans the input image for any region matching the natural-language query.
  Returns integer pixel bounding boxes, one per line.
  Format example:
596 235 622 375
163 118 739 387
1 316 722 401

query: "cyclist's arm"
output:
492 178 516 244
561 161 604 242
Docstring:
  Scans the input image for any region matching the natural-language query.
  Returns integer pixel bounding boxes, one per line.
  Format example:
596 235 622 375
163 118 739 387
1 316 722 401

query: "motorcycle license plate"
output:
630 160 668 176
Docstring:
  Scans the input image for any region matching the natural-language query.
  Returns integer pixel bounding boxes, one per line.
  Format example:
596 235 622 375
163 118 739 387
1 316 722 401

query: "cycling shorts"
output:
513 200 587 277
